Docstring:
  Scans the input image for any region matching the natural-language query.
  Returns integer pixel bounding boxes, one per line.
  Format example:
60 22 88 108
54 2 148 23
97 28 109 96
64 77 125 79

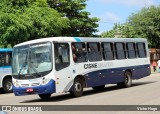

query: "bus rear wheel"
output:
70 77 84 97
92 85 105 91
39 94 51 100
117 71 132 88
3 78 12 93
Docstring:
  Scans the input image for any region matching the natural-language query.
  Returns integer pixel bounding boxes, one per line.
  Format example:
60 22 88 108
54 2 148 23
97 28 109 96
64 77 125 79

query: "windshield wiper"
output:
29 62 42 77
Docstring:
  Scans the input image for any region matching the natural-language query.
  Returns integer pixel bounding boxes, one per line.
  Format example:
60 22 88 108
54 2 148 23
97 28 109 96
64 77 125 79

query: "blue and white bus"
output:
12 37 150 99
0 48 12 93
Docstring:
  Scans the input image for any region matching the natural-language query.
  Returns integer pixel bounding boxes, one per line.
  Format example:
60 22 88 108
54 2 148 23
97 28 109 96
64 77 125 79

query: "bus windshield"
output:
12 42 52 79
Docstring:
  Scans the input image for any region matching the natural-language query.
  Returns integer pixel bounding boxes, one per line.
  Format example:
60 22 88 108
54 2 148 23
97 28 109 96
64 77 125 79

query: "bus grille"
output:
31 83 40 86
21 84 29 87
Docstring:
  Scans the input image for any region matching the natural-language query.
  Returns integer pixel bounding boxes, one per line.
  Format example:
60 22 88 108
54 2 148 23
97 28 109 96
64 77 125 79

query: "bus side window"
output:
71 43 88 63
102 42 114 60
54 43 70 71
115 43 126 59
137 42 146 58
127 43 137 59
87 42 102 62
6 52 12 66
0 52 6 66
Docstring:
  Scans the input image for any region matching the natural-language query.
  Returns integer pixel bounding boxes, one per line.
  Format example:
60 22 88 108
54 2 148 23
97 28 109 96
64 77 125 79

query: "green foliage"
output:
100 23 123 38
48 0 99 37
127 5 160 48
0 0 69 47
25 5 69 40
0 0 99 47
101 30 115 38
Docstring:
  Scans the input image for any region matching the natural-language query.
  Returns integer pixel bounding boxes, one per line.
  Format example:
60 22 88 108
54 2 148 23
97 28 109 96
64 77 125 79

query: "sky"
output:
86 0 160 34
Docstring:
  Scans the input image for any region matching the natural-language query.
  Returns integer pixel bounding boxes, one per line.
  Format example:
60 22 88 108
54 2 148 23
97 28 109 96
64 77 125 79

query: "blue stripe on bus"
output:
83 64 150 88
74 37 82 42
0 66 12 69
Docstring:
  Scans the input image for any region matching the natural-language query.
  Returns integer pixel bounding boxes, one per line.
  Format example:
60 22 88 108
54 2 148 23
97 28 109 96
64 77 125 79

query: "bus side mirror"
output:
58 47 62 56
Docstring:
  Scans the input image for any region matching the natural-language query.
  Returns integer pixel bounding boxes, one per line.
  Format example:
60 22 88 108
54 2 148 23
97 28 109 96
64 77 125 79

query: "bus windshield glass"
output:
12 42 52 79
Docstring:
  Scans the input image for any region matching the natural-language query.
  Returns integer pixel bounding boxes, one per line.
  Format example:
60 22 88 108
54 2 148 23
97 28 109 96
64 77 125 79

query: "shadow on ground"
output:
20 81 157 103
0 88 13 94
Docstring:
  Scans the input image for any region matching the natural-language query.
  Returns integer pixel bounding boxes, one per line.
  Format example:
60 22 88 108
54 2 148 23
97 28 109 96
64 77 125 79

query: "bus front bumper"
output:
13 80 56 96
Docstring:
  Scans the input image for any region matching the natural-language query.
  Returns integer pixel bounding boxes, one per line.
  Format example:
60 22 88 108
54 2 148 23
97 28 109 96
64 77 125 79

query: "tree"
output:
100 23 140 38
101 30 115 38
115 24 141 38
100 23 125 38
0 0 69 47
127 5 160 48
47 0 99 37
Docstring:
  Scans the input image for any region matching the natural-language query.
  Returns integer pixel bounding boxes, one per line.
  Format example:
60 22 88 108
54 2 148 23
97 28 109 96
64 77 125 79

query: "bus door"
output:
54 43 73 92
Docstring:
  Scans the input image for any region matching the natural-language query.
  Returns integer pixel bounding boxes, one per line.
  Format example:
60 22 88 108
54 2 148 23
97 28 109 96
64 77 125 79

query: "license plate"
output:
26 88 33 92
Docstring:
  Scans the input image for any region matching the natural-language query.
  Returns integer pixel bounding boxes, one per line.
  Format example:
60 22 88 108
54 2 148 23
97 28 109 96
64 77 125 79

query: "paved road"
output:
1 73 160 114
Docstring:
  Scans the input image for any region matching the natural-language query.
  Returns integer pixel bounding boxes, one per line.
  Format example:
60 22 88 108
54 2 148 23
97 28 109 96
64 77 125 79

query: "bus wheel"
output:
70 77 84 97
39 94 51 100
3 78 12 93
117 71 132 88
92 85 105 91
123 71 132 87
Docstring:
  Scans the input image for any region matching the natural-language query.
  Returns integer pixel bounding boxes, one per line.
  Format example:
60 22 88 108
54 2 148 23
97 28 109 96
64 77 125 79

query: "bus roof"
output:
13 37 147 47
0 48 12 52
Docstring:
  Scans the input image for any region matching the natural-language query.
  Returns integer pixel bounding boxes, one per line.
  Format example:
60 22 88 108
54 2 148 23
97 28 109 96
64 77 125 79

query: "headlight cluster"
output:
12 78 51 87
12 80 19 87
41 78 51 85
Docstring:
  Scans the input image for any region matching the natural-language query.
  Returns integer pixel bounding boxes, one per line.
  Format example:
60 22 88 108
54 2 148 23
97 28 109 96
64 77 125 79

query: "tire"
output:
3 78 12 93
117 71 132 88
92 85 105 91
39 94 51 100
70 77 84 97
123 71 132 87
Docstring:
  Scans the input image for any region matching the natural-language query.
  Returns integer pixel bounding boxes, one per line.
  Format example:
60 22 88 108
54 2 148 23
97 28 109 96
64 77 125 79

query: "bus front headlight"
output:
12 80 19 87
41 78 51 85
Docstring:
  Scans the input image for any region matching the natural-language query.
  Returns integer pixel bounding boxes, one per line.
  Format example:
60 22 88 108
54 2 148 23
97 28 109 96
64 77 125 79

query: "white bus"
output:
12 37 150 99
0 48 12 93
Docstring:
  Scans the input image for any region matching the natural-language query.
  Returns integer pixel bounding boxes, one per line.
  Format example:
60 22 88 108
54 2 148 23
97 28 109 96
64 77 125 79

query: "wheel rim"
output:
125 75 129 83
6 81 12 91
75 82 82 92
125 73 131 84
